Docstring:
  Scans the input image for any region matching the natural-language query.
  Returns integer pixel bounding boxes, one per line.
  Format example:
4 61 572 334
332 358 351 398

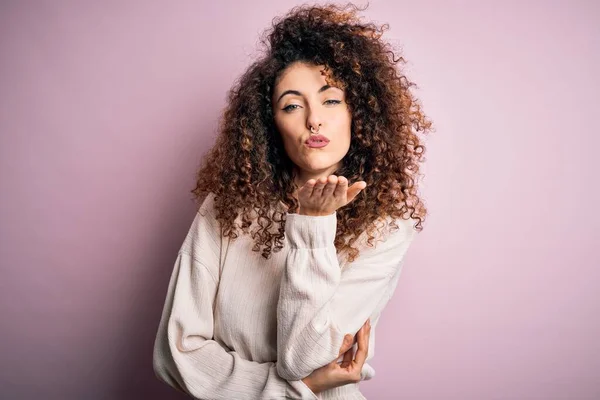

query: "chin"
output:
300 160 340 173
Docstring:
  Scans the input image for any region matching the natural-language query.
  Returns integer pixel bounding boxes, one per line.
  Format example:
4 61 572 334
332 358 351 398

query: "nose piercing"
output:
310 125 320 134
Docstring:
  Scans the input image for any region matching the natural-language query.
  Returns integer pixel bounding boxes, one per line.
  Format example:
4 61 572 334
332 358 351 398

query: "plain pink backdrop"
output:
1 1 598 399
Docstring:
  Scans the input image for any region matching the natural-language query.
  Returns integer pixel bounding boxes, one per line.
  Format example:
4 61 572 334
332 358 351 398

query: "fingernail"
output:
367 319 371 327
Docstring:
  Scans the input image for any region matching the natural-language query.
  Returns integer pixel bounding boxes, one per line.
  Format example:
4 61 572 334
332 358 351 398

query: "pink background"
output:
1 1 598 399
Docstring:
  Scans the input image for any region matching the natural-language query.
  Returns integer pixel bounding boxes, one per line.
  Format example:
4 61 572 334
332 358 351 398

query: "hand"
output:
301 319 371 394
297 175 367 217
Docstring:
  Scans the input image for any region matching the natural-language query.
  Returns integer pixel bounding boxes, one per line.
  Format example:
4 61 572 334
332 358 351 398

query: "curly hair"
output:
191 2 433 263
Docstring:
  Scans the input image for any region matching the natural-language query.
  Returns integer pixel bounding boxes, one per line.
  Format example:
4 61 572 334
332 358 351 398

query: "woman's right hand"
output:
301 319 371 394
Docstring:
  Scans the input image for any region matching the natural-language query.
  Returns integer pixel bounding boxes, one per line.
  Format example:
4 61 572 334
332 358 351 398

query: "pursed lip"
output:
305 134 330 144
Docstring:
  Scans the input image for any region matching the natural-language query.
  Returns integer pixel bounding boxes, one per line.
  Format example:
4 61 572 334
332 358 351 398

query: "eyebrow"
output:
276 85 337 104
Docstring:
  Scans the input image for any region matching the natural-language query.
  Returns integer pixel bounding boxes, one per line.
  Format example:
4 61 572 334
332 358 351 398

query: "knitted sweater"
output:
152 193 417 399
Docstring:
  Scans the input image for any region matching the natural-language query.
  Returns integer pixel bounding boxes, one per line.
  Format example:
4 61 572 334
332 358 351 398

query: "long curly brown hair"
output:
191 2 433 263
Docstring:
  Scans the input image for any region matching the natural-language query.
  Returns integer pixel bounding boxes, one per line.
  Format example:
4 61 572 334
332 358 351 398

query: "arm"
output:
276 211 417 381
153 195 319 399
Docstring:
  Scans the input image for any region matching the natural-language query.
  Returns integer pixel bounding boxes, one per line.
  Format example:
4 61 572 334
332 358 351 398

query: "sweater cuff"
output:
286 379 321 399
285 212 337 249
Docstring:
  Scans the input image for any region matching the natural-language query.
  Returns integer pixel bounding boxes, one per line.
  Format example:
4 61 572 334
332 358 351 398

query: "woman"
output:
153 3 431 399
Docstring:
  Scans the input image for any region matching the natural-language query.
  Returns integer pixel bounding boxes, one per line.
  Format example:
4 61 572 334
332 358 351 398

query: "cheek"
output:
274 122 301 158
332 112 352 142
277 125 297 145
276 117 302 141
330 105 351 125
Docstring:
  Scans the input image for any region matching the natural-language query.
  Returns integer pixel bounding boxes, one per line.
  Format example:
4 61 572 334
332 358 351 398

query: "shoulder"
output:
337 214 418 275
181 192 221 254
342 214 418 267
197 192 218 218
360 214 418 250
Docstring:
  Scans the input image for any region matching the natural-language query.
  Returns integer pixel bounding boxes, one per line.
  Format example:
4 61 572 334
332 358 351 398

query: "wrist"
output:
298 212 331 217
301 377 320 394
297 208 333 217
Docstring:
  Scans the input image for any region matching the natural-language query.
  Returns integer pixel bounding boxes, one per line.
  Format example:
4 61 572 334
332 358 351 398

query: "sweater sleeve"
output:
276 211 417 381
152 194 319 400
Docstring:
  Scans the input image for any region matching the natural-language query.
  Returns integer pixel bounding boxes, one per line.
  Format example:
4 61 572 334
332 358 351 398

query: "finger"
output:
337 334 355 357
321 175 338 198
353 319 371 366
346 181 367 204
341 342 354 366
333 176 347 198
299 179 317 198
312 176 327 198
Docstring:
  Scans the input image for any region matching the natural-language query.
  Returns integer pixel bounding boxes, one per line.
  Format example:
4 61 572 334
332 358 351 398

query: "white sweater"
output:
153 193 417 399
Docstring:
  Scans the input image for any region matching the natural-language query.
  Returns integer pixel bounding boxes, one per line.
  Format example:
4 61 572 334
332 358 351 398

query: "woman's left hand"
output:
301 319 371 394
297 175 367 216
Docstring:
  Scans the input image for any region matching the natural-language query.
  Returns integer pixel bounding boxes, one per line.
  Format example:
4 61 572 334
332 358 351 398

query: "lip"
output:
305 134 330 148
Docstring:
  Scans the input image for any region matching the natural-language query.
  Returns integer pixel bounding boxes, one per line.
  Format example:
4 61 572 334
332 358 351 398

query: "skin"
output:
272 62 367 216
272 62 371 393
301 320 371 394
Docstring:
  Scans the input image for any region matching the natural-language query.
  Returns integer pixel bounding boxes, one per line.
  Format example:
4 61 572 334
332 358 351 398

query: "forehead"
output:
274 62 328 90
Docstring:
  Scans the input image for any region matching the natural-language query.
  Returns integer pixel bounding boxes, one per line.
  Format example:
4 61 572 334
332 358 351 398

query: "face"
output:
272 62 352 185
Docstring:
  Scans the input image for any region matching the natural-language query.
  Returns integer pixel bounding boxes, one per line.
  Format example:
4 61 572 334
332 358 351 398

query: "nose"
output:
309 123 322 134
306 108 324 133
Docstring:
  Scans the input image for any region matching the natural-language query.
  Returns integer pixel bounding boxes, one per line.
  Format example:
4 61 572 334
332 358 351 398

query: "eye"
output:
282 104 300 112
282 100 341 113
